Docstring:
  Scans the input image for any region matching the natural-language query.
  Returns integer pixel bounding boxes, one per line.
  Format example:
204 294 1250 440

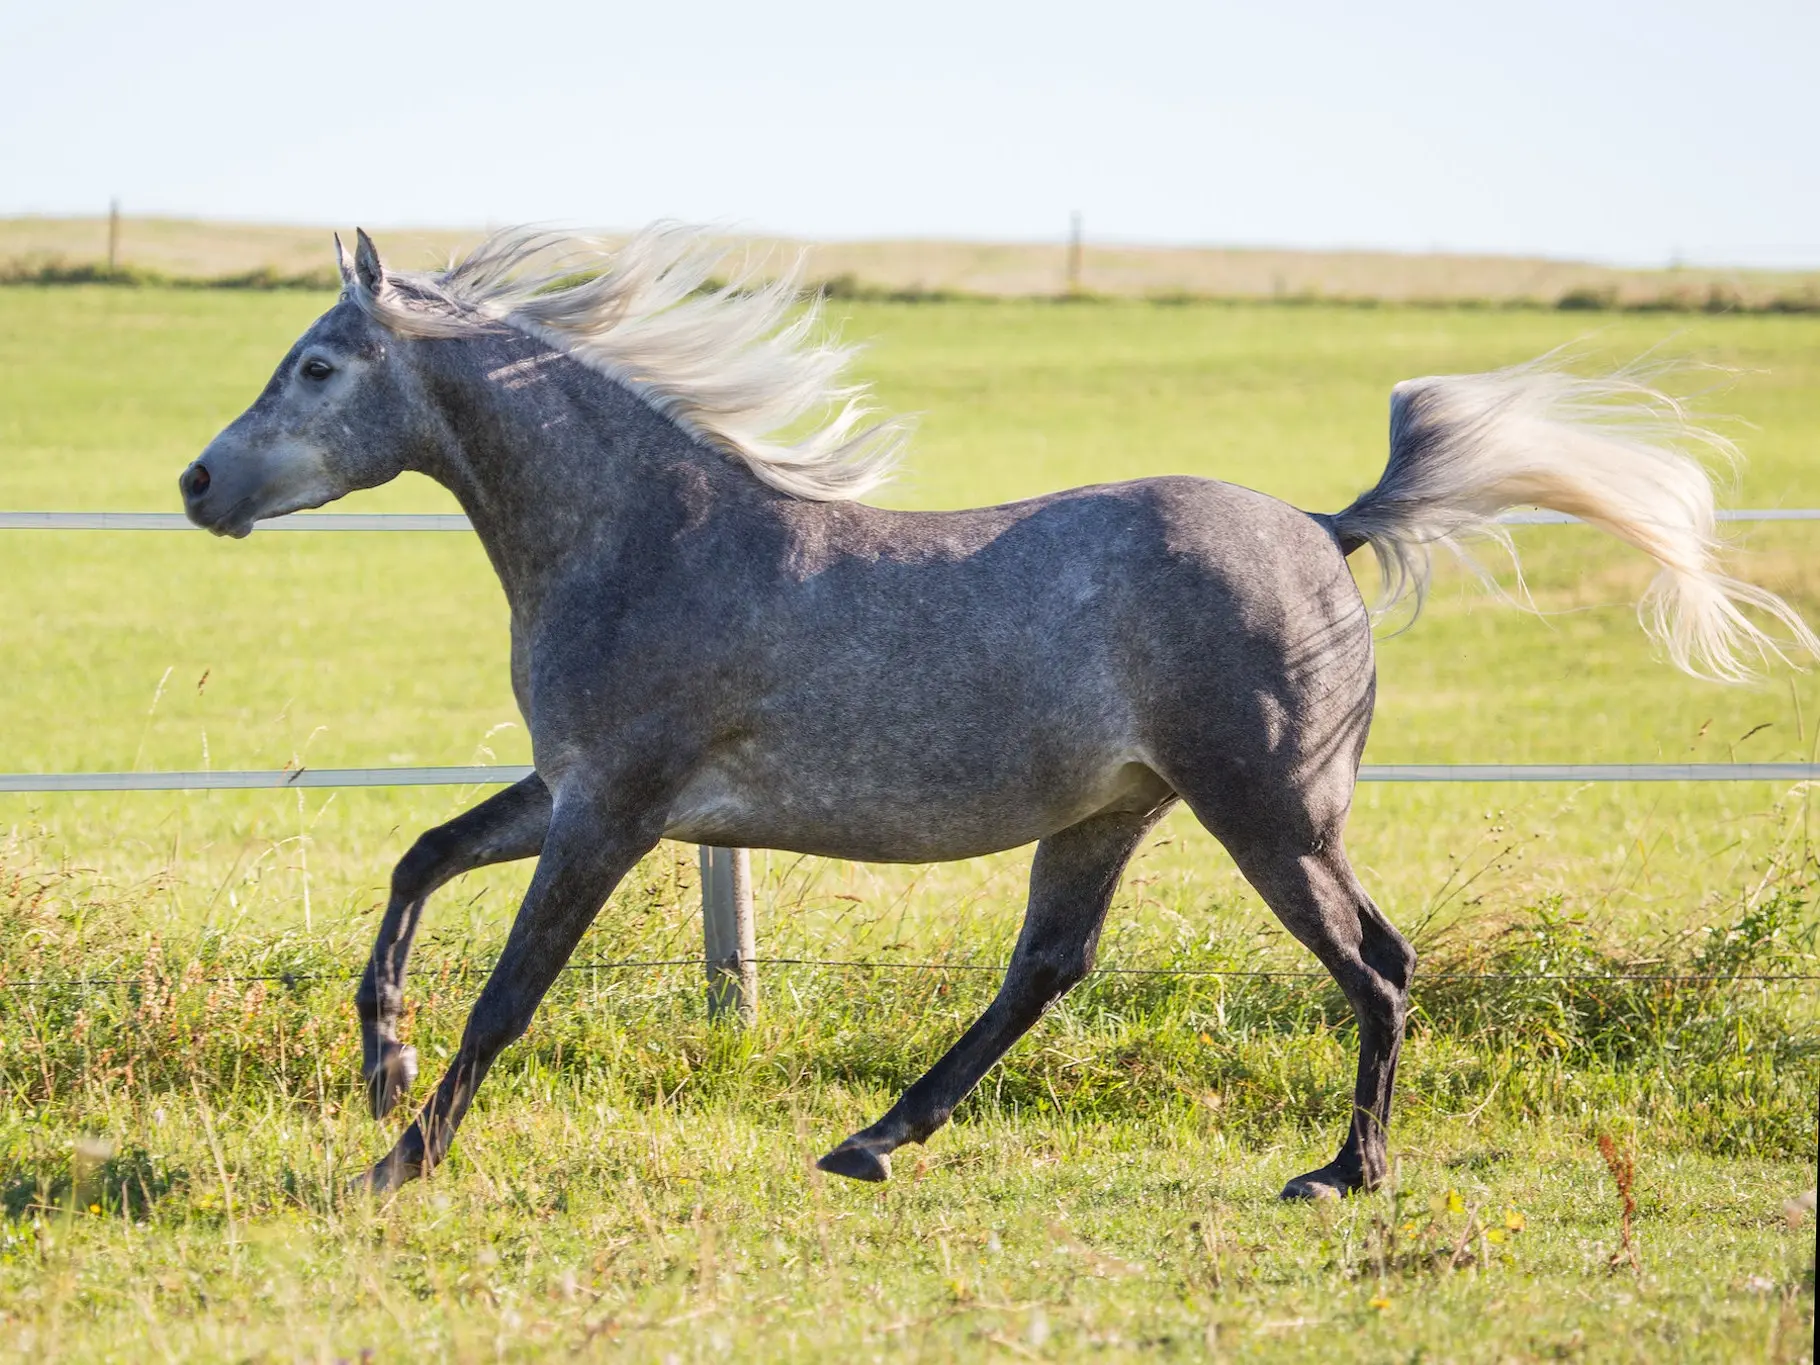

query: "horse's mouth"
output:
191 496 259 539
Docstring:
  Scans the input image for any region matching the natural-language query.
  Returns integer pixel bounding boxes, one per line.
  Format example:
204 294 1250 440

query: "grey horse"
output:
179 226 1815 1199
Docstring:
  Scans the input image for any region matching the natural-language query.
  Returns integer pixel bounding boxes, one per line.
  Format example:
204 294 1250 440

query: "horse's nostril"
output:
186 463 211 497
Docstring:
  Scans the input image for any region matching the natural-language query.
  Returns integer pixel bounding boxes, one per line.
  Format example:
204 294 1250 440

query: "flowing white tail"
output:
1329 358 1819 683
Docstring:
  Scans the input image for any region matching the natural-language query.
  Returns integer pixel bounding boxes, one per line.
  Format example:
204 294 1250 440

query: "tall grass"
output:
6 816 1814 1212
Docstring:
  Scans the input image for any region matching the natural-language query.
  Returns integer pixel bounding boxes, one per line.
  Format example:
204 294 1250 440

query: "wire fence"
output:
6 956 1817 994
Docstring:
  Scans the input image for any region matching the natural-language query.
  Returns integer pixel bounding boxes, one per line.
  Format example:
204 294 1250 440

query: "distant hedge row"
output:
5 259 1818 312
0 261 340 290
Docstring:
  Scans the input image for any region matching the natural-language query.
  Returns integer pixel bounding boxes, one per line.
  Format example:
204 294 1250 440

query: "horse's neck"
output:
415 336 757 619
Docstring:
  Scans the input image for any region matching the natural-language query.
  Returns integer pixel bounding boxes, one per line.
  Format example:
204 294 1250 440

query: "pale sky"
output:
3 0 1816 267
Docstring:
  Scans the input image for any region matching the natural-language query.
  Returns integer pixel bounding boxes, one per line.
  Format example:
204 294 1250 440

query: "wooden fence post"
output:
1066 211 1083 295
700 845 756 1023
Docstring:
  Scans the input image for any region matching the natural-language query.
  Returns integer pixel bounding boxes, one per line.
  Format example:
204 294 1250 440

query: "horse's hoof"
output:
1279 1165 1360 1201
364 1044 418 1120
349 1153 421 1199
817 1142 891 1183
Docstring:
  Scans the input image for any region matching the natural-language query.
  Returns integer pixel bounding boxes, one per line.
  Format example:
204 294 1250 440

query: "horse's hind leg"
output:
1180 774 1414 1199
818 805 1165 1182
356 773 551 1118
1242 843 1412 1198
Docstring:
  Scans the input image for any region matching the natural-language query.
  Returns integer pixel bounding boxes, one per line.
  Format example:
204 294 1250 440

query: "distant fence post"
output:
700 846 756 1024
107 199 120 274
1066 211 1083 295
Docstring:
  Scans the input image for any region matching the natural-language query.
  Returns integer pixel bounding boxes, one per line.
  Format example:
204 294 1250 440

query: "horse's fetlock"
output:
910 1107 953 1142
365 1042 418 1119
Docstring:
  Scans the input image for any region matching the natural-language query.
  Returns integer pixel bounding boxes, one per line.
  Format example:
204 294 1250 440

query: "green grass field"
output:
0 286 1815 1360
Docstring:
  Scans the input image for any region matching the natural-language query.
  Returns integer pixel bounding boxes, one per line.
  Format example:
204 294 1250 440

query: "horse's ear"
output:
353 227 387 295
333 232 357 290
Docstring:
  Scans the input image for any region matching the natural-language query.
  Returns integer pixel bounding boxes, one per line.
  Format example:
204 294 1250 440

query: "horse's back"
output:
817 474 1369 676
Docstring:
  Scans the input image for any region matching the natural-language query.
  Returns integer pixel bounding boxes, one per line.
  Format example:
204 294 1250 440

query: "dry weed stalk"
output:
1597 1134 1642 1274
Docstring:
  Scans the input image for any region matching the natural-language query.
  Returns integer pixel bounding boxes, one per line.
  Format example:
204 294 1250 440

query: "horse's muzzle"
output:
179 459 252 537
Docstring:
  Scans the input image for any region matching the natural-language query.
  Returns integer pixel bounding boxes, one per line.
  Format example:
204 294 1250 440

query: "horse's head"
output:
181 231 428 536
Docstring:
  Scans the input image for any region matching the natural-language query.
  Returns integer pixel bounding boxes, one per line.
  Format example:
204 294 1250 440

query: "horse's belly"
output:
661 751 1171 862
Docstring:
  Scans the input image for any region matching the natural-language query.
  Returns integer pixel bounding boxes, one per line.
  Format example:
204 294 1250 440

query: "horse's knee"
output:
392 826 454 902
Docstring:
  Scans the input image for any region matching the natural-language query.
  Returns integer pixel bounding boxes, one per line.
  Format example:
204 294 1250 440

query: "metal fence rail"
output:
0 511 472 532
0 766 535 793
1360 762 1820 782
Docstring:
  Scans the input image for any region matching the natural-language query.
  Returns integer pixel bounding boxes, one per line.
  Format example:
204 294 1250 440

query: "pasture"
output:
0 284 1816 1359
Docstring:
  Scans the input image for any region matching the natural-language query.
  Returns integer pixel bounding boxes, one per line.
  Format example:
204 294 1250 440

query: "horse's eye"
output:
300 357 335 381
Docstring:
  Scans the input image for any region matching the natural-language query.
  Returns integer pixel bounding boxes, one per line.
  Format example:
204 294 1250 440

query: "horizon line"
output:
4 211 1818 276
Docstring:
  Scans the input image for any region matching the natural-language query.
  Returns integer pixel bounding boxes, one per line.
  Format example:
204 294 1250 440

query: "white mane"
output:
344 225 908 501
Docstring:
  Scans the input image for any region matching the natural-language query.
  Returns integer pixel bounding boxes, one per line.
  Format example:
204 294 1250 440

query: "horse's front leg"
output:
355 774 552 1118
358 785 662 1194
